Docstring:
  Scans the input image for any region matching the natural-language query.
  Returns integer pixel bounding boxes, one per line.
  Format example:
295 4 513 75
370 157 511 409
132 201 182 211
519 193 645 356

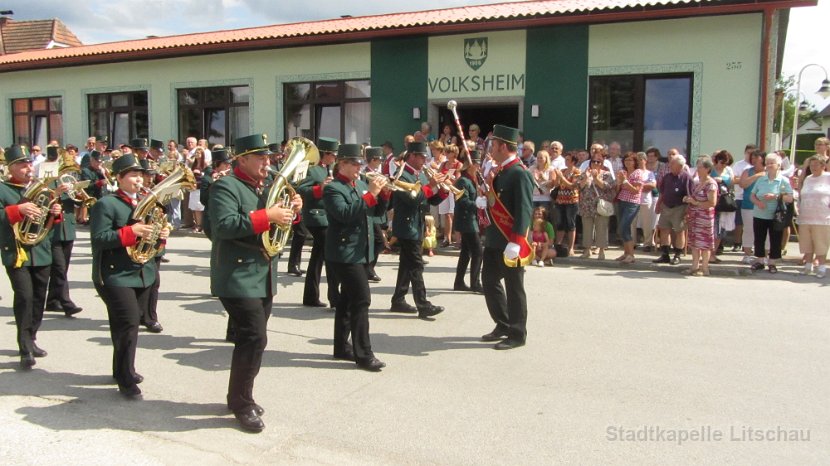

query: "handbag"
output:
772 197 787 232
716 186 737 213
593 184 614 217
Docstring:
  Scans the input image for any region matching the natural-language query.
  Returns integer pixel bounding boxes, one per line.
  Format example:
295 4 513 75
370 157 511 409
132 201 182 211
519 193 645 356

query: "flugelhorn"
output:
422 164 464 200
365 172 421 198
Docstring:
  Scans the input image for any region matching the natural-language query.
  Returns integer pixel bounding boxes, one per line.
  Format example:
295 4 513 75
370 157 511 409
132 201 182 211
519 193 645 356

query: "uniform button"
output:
249 211 254 214
109 265 115 269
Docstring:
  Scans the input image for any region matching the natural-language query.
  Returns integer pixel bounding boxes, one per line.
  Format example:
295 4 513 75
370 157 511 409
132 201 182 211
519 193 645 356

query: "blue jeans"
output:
618 201 640 242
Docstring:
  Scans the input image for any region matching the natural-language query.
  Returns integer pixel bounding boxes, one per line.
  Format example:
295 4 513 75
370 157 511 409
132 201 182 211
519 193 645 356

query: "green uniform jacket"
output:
323 178 388 264
0 182 53 267
200 167 215 240
390 168 444 241
208 174 278 298
296 164 331 228
484 160 534 250
52 195 79 242
90 194 157 288
453 175 479 234
80 166 106 199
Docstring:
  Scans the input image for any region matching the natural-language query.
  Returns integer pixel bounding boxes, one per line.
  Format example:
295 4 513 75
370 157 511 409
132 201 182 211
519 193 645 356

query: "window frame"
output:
283 79 371 143
11 96 63 146
176 85 249 146
588 73 693 155
87 91 149 147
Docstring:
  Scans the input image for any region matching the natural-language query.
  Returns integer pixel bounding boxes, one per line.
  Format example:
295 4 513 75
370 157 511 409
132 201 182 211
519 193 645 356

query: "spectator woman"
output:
614 152 647 263
738 149 766 263
553 152 581 257
749 153 794 274
187 146 208 232
797 155 830 278
530 150 554 209
710 150 735 263
438 144 462 247
632 152 657 252
578 152 615 260
439 124 456 146
532 206 556 264
682 155 718 276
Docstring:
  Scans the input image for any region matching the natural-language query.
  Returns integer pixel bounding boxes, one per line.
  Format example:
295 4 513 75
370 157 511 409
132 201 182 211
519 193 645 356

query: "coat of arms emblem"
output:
464 37 488 71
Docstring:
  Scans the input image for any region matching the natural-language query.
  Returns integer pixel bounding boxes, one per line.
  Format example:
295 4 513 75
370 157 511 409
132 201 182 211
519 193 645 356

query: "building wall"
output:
588 13 763 157
0 42 371 145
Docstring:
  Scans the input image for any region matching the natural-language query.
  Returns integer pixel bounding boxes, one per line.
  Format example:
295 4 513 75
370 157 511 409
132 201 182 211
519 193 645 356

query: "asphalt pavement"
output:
0 229 827 465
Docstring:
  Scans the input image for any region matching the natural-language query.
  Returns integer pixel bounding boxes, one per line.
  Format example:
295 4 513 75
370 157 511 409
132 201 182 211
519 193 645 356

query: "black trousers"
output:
368 223 385 275
6 265 50 356
455 232 482 287
142 256 161 325
331 262 374 362
219 296 272 412
303 226 340 305
95 283 151 388
753 217 784 260
391 238 429 307
46 240 75 310
287 220 308 272
481 247 527 343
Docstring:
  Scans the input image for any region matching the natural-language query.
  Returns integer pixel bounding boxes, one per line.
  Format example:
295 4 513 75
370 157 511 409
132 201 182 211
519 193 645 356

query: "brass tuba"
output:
261 137 319 257
126 165 196 264
13 179 58 246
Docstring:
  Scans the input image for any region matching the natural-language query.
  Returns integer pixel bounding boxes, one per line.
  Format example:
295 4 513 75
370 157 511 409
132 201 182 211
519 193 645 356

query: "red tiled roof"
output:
0 18 82 55
0 0 815 70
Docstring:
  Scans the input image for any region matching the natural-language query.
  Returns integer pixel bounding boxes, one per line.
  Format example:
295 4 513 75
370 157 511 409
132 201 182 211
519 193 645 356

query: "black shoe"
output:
356 356 386 372
652 254 671 264
731 244 742 252
417 304 444 319
145 322 163 333
389 302 417 314
160 257 170 263
494 339 525 350
63 306 83 317
453 283 471 292
368 274 382 282
303 300 327 307
19 354 36 369
133 373 144 384
118 384 143 400
227 404 264 416
470 284 484 294
750 262 765 272
334 350 356 362
286 267 304 277
32 344 47 358
481 329 509 342
669 255 681 265
234 408 265 433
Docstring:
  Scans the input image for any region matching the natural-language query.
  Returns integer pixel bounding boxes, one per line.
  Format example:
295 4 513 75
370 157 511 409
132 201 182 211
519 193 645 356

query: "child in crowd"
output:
531 218 550 267
423 215 438 257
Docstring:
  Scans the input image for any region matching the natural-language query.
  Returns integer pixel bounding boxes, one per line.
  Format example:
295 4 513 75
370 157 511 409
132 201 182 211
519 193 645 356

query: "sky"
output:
2 0 828 110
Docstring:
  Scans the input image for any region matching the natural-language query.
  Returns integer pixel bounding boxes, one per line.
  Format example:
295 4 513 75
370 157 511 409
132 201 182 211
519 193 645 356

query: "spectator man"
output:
653 154 692 265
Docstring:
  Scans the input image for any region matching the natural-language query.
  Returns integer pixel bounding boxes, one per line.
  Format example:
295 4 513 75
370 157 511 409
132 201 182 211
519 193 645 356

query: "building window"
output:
589 74 692 156
11 97 63 147
88 91 149 147
177 86 249 147
284 80 370 144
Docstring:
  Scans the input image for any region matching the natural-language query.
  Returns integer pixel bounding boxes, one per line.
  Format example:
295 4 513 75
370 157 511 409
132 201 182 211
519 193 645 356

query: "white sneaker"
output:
817 266 827 279
537 260 544 268
800 263 813 275
741 255 754 265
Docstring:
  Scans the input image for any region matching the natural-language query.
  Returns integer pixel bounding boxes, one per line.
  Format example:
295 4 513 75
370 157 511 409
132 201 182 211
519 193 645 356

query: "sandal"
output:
709 256 722 264
681 268 699 275
691 270 704 277
750 262 764 272
768 264 778 274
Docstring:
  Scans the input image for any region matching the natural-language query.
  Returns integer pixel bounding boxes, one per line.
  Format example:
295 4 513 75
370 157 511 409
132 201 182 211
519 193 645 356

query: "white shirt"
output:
732 159 750 200
578 159 616 180
549 155 566 170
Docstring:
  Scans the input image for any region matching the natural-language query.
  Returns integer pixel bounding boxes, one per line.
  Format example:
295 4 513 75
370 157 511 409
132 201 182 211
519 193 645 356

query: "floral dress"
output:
686 177 718 250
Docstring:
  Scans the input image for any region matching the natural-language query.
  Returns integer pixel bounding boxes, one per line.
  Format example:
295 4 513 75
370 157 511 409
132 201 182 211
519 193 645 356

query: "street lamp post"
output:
789 64 830 160
778 89 807 151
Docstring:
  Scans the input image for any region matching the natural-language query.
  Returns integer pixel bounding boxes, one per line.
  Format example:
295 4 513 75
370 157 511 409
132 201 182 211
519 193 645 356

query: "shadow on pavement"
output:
0 370 230 432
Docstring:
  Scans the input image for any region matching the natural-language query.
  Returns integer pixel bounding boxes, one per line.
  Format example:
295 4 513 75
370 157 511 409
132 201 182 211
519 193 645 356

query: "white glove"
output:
504 242 520 260
475 196 488 209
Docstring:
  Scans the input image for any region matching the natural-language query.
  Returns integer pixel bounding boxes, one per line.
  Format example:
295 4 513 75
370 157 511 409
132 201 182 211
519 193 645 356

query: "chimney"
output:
0 16 10 27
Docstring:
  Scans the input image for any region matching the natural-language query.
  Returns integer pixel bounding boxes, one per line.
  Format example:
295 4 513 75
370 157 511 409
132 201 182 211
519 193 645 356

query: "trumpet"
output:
365 172 421 198
422 164 464 200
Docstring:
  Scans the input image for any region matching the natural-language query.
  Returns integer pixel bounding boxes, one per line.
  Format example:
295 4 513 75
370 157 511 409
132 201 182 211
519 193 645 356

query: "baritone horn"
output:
13 179 58 246
261 137 319 257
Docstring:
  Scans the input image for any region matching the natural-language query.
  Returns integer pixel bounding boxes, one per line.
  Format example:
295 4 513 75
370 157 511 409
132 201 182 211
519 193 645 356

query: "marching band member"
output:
362 147 387 282
79 151 108 223
388 141 446 319
297 137 340 308
271 142 308 278
480 125 534 350
323 144 389 371
453 150 483 293
208 134 301 433
90 154 167 398
0 145 65 368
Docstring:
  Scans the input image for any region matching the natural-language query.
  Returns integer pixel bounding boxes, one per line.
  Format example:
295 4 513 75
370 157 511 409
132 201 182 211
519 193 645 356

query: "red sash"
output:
487 159 534 267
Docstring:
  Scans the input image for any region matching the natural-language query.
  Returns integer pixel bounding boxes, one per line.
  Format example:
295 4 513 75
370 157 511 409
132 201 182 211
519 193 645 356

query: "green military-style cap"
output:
492 124 519 145
111 154 148 175
364 146 383 161
46 145 60 159
212 147 231 164
128 138 150 151
234 134 273 158
150 139 165 151
4 145 32 165
336 144 363 161
317 137 339 153
406 141 428 155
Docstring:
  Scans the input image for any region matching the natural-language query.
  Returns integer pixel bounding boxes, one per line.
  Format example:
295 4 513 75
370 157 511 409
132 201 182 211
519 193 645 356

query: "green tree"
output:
774 75 819 137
